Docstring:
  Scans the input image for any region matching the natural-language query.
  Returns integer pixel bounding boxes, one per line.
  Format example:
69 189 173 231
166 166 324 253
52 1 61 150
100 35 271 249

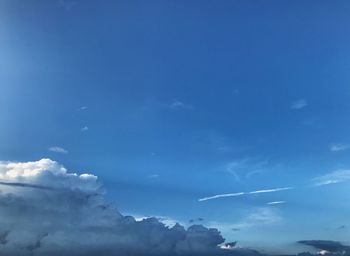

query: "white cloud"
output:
48 146 68 154
77 106 88 111
133 214 181 228
330 143 350 152
81 126 89 132
312 169 350 186
0 159 228 256
148 174 159 179
225 159 268 182
169 100 193 110
290 99 308 110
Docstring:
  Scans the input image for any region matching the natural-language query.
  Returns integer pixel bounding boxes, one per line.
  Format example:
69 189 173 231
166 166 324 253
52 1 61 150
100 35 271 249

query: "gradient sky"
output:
1 0 350 253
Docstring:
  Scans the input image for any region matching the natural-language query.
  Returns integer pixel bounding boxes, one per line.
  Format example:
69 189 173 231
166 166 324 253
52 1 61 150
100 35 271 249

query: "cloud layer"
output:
0 159 236 256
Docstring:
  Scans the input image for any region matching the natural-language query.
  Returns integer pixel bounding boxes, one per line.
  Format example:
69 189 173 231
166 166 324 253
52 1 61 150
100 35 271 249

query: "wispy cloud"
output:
148 174 159 179
81 126 89 132
290 99 308 110
330 143 350 152
225 158 268 182
59 0 77 11
312 170 350 186
77 106 88 111
198 187 293 202
267 201 286 205
207 207 282 233
169 99 193 110
234 207 282 229
48 146 68 154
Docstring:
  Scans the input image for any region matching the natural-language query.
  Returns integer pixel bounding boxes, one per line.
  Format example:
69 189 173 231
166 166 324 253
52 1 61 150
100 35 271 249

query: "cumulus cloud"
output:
290 99 308 110
48 146 68 154
312 170 350 186
0 159 238 256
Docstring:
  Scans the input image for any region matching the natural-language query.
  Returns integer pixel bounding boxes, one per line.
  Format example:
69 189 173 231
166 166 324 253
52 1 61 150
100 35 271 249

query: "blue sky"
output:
1 0 350 253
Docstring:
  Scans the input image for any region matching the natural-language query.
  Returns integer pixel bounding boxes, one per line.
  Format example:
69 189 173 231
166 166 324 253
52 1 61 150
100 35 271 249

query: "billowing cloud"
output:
48 146 68 154
312 170 350 186
0 159 239 256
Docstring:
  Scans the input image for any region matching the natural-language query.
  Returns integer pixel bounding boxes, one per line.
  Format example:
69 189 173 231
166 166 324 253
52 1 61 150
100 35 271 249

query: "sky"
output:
1 0 350 254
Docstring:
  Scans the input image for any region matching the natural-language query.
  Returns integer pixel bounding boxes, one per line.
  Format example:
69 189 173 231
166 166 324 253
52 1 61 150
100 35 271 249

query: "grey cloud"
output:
0 159 240 256
298 240 350 253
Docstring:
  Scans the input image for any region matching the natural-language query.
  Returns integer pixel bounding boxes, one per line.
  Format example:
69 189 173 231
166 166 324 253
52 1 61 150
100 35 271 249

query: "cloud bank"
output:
0 159 239 256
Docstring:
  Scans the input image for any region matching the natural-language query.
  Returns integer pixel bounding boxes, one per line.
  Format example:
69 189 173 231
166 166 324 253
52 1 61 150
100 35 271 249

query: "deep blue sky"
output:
1 0 350 252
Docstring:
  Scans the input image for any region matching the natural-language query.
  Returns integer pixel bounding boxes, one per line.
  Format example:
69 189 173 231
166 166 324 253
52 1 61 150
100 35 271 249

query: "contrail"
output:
248 187 293 194
0 181 56 191
199 187 293 202
267 201 286 205
198 192 245 202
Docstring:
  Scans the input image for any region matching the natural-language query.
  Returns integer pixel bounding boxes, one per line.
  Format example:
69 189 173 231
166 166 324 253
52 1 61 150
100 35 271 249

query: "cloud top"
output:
0 159 233 256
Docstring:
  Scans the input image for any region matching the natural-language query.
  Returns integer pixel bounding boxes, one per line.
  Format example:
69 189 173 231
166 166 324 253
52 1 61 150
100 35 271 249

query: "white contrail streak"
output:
267 201 286 205
249 187 293 194
198 192 245 202
199 187 293 202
